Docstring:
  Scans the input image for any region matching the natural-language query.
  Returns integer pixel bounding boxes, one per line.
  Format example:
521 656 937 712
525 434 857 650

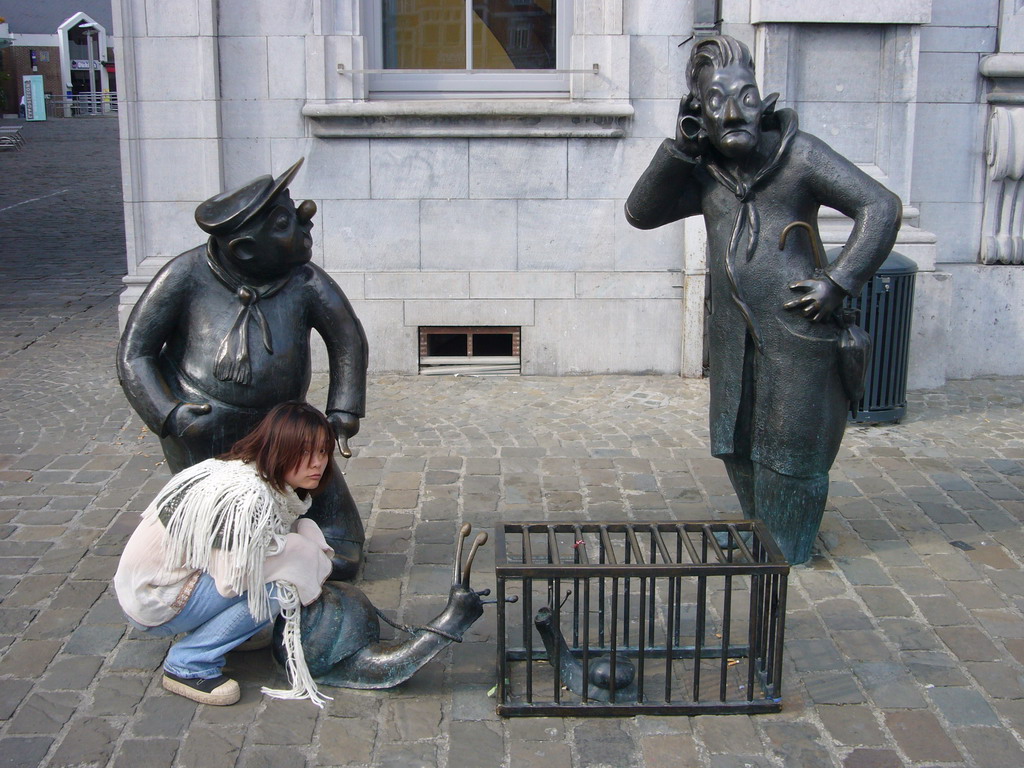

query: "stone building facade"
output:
114 1 1023 386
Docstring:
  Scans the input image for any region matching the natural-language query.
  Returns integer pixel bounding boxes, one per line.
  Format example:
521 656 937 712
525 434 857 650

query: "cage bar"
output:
495 521 790 716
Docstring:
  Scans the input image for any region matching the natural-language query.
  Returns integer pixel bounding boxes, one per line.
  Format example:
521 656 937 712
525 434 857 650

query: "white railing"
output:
49 92 118 118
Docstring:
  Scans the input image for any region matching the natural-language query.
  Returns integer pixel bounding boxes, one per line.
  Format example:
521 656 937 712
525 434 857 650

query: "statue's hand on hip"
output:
167 402 213 438
784 277 845 323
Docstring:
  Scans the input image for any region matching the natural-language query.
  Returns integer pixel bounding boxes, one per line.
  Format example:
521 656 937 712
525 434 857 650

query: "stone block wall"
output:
115 0 1024 384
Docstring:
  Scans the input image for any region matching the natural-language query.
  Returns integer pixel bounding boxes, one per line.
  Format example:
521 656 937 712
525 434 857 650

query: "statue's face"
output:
698 63 762 159
233 191 317 281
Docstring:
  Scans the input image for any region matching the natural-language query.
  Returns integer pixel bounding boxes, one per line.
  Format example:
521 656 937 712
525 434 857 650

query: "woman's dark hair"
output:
220 401 334 497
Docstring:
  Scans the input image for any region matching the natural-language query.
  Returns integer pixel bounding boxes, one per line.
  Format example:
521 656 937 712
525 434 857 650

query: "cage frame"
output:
494 521 790 716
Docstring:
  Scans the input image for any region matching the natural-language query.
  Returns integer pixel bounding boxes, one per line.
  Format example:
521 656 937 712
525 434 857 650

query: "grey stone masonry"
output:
4 117 1024 768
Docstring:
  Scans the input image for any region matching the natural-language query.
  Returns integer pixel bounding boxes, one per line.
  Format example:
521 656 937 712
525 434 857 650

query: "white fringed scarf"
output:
147 458 331 707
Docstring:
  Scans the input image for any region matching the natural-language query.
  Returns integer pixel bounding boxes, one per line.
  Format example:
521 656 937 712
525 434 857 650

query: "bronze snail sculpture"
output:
533 605 638 702
273 523 515 689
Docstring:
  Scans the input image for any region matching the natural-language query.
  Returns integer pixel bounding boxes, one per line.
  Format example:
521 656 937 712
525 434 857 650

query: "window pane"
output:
472 1 556 69
383 0 467 69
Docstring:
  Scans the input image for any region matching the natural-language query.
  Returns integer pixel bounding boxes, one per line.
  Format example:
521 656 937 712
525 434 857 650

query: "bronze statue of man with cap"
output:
117 159 368 579
626 36 902 564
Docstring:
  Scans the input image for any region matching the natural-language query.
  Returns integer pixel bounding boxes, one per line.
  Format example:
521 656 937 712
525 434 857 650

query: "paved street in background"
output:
3 117 1024 767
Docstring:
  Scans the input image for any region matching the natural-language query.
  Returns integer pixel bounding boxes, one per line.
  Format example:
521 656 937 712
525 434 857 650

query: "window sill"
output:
301 100 634 138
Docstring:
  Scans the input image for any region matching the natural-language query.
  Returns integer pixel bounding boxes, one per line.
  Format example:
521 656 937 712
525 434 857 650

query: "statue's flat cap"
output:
195 158 304 236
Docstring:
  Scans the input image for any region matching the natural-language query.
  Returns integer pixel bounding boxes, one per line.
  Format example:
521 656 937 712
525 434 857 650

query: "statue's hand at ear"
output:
675 93 707 159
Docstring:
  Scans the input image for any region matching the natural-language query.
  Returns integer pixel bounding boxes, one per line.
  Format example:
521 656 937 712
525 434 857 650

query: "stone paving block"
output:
956 725 1024 767
787 638 846 672
241 745 316 768
447 720 502 767
877 618 942 651
0 639 61 679
841 748 902 768
0 737 54 768
178 726 246 768
6 691 80 734
465 458 500 475
926 686 1000 726
382 697 442 742
573 720 642 768
505 717 565 741
796 570 849 599
252 697 320 744
0 557 37 576
0 679 33 720
0 540 52 558
973 608 1024 639
1005 637 1024 667
110 638 171 671
816 599 875 631
854 587 915 618
62 622 125 655
831 631 895 663
883 708 962 762
853 663 926 709
803 672 867 704
363 554 406 581
113 738 179 768
0 608 36 636
316 714 376 765
38 655 104 691
900 650 972 687
835 557 891 586
71 557 118 581
508 738 573 766
450 685 497 722
966 661 1024 699
374 512 416 531
373 741 438 768
639 733 701 768
83 594 127 624
994 698 1024 733
130 693 198 737
88 674 149 715
760 721 833 768
818 704 887 746
934 625 1003 661
923 552 982 581
1 574 63 608
695 713 763 754
910 595 972 626
708 757 774 768
48 716 118 768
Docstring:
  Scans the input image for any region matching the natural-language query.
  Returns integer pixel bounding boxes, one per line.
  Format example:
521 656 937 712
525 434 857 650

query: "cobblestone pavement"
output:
3 117 1024 768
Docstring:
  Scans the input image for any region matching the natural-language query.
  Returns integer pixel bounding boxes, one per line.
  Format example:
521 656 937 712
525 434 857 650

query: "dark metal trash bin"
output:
829 249 917 424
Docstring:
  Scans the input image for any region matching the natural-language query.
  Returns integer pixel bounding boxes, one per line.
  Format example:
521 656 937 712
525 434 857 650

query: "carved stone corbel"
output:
981 105 1024 264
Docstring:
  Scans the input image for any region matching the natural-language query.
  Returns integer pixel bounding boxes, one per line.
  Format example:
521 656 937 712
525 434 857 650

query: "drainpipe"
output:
693 0 721 38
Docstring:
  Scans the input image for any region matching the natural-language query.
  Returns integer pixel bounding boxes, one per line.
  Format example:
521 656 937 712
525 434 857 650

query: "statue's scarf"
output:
702 110 799 352
206 244 292 385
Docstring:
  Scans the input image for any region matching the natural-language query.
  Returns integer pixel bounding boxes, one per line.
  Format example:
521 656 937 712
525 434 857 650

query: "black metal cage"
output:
495 521 790 716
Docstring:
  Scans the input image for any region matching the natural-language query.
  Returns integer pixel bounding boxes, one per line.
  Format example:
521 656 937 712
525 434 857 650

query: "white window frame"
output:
364 0 572 99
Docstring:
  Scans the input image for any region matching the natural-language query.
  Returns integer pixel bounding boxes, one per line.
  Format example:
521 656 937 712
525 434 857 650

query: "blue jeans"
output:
130 574 279 679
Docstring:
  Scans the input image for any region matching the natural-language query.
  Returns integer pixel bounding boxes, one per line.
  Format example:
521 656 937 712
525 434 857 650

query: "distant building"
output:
0 4 114 117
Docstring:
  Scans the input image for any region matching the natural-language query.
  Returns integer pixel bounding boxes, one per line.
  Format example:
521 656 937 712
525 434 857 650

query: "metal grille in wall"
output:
418 326 521 375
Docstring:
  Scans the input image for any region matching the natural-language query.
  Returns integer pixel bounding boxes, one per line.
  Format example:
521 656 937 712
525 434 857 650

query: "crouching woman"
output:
114 401 336 706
